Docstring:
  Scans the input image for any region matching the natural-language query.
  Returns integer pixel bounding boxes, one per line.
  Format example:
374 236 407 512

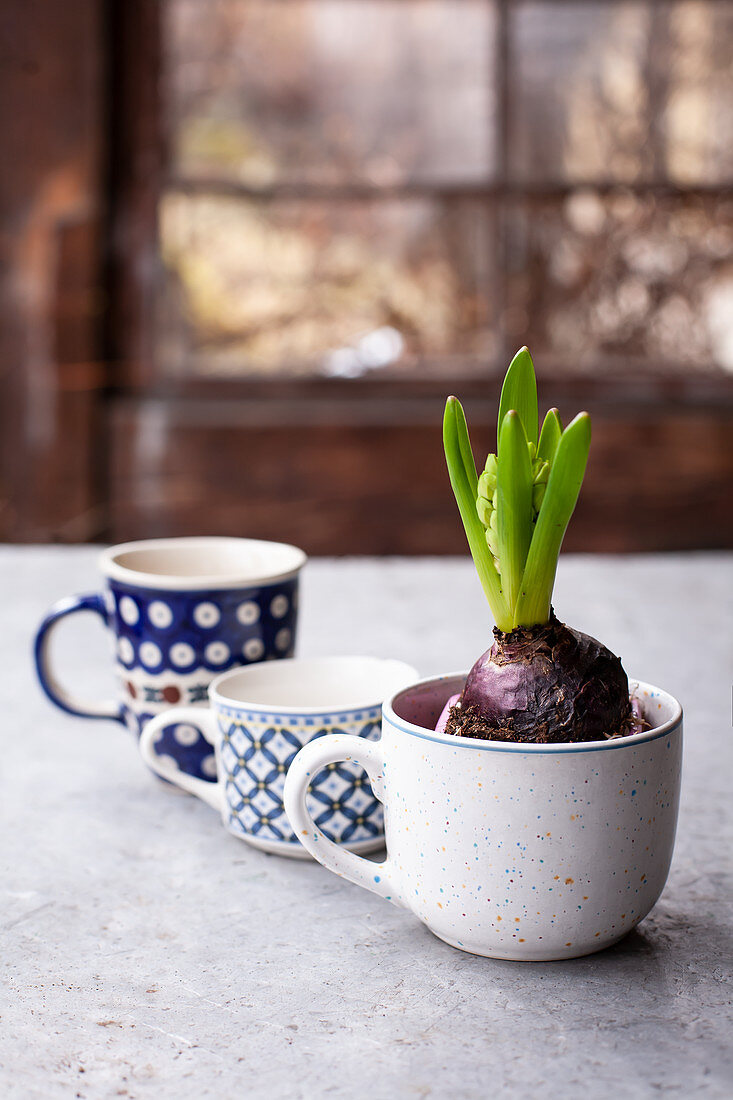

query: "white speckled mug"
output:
284 674 683 960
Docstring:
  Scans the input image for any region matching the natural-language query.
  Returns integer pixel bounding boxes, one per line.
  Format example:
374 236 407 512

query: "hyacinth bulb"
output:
451 613 632 744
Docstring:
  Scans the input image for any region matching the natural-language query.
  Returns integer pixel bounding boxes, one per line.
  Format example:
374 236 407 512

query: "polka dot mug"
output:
34 537 306 782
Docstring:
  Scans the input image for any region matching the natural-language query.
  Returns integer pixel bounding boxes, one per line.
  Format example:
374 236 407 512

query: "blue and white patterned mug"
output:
34 537 306 781
139 657 418 858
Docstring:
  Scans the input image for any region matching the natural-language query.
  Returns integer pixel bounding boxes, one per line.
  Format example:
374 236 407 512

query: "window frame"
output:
102 0 733 554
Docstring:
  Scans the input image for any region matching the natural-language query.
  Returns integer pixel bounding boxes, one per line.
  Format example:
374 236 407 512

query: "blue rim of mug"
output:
99 536 307 591
384 673 683 755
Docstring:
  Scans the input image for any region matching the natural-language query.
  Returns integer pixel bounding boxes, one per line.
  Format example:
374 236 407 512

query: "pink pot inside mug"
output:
391 674 465 732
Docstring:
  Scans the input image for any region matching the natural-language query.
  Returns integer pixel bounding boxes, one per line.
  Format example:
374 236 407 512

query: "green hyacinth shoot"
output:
443 347 591 632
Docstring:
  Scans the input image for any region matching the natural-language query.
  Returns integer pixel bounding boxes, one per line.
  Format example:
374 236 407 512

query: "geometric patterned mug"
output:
138 657 418 858
34 536 306 783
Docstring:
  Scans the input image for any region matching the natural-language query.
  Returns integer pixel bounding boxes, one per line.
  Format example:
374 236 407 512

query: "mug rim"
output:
384 672 683 754
99 536 307 590
208 655 419 715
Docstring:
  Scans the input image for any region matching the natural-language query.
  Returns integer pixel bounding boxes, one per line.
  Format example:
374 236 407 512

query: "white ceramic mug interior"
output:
139 656 419 858
209 656 416 710
284 674 683 959
100 536 306 589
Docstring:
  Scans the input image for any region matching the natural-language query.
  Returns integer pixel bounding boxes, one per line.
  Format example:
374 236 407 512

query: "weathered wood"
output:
106 0 163 389
109 384 733 553
0 0 107 540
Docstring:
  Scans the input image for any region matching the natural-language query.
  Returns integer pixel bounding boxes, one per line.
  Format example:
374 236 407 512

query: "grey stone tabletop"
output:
2 547 732 1099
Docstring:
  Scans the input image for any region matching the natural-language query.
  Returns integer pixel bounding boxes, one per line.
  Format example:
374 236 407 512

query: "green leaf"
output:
537 408 562 465
498 347 538 450
443 398 511 629
514 412 591 627
496 410 533 618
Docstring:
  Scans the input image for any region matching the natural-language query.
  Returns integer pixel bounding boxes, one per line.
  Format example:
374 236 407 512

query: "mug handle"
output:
284 734 404 906
139 706 224 812
34 593 124 722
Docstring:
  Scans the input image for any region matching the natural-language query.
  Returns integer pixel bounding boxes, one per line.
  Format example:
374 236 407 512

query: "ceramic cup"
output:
284 673 683 960
34 536 306 781
139 656 418 858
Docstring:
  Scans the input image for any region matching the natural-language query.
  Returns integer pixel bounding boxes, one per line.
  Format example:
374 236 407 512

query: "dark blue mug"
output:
34 537 306 782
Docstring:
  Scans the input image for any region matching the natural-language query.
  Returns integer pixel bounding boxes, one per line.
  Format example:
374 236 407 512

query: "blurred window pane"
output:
165 0 497 188
509 1 656 183
154 0 733 381
158 193 498 376
665 2 733 185
509 1 733 185
504 192 733 371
